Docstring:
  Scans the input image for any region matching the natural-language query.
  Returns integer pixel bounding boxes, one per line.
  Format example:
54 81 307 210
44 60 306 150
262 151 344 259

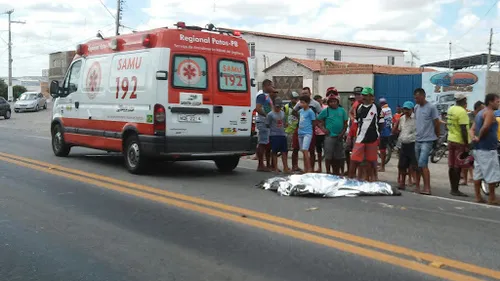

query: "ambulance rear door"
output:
167 51 214 153
211 54 253 152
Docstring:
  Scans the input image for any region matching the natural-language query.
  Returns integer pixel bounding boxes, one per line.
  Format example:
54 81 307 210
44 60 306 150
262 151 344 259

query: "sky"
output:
0 0 499 77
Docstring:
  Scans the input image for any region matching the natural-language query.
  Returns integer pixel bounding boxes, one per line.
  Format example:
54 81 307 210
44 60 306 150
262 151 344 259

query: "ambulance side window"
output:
62 60 82 96
172 55 207 90
218 59 247 92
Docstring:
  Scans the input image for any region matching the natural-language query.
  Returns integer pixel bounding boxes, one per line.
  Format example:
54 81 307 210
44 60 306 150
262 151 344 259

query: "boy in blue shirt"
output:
298 95 316 173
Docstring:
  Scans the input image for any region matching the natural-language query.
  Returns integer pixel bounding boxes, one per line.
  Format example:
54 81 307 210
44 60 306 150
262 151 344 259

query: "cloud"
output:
0 0 116 77
0 0 497 77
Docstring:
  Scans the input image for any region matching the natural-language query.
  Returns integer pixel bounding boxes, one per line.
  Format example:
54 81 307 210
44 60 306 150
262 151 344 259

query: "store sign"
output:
422 70 486 111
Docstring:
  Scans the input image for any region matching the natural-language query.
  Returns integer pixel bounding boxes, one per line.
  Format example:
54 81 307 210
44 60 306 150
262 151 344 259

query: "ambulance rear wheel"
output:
214 156 240 173
124 135 148 174
52 124 71 157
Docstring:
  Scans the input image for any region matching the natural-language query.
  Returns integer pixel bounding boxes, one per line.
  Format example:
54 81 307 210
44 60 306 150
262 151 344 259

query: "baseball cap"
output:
403 101 414 109
274 97 283 106
349 94 355 99
454 92 467 101
291 91 299 98
326 87 338 96
353 86 363 94
379 98 387 104
361 87 374 96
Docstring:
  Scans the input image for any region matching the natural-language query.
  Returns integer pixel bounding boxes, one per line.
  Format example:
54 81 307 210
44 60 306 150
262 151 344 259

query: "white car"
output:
14 92 47 112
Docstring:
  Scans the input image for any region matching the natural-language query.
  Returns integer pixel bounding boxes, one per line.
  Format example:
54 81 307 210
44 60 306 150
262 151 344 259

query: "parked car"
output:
14 92 47 112
0 97 12 119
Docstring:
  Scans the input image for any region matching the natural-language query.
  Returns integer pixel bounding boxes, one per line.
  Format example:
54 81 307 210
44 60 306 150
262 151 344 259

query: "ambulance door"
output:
55 59 84 123
212 56 253 152
167 53 213 152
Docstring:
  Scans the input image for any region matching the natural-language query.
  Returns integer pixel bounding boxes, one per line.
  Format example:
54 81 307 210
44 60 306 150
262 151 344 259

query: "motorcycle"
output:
378 136 398 165
430 135 448 164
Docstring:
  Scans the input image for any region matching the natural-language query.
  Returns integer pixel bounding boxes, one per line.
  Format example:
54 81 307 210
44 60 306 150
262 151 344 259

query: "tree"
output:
13 85 28 100
0 79 7 100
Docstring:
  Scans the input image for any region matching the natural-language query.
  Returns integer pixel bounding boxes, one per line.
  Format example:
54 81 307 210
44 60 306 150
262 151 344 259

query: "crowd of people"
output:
253 79 499 205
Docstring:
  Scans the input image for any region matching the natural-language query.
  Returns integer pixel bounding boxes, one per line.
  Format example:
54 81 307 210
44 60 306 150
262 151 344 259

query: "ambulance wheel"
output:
124 135 148 174
214 156 240 173
52 124 71 157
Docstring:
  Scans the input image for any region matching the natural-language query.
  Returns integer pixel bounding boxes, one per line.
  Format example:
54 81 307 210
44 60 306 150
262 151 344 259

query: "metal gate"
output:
273 76 303 99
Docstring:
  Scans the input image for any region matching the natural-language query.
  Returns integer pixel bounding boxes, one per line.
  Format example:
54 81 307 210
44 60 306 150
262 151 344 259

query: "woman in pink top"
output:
313 95 328 172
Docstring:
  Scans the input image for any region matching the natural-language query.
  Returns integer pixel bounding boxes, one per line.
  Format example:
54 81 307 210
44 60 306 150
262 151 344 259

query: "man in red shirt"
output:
346 86 363 175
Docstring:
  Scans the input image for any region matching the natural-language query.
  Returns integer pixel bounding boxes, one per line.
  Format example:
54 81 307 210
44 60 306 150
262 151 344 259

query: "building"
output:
229 29 407 85
263 57 434 109
48 51 76 85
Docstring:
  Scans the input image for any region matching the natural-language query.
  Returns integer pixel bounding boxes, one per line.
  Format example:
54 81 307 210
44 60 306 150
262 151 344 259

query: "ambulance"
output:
49 22 257 174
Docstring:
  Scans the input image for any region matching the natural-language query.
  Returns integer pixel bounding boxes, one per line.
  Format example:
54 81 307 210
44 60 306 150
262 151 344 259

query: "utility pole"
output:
448 41 452 70
487 28 493 70
115 0 123 36
1 10 25 101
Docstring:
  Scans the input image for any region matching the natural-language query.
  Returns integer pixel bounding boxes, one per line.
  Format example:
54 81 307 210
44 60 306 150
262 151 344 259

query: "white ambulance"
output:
49 22 257 174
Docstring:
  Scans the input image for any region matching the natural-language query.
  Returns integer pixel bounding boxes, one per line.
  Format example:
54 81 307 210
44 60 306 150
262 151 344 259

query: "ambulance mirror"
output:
50 80 60 98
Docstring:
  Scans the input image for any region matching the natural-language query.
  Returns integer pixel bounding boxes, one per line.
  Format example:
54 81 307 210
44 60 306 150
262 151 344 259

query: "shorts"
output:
315 135 325 154
270 135 287 153
415 141 434 168
472 149 500 184
379 136 390 151
324 136 345 160
351 141 378 163
256 122 269 145
293 129 316 153
298 134 313 151
398 142 417 170
448 141 466 169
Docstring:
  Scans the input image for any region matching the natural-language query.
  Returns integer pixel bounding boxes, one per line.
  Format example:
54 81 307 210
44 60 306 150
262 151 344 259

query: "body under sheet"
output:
257 173 401 197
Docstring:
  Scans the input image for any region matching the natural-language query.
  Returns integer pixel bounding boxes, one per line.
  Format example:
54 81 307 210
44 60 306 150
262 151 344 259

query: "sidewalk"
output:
240 154 481 202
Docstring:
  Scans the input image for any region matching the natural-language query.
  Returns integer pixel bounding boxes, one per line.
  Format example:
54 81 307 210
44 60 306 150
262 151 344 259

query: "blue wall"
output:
374 74 422 111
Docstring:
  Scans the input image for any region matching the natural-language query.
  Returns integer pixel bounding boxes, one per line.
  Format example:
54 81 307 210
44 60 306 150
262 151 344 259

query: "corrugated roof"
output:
264 57 436 75
227 29 406 53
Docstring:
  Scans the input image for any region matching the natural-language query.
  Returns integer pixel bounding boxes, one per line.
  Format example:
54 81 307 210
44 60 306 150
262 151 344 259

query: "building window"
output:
306 48 316 60
247 42 255 58
334 50 341 61
388 56 395 65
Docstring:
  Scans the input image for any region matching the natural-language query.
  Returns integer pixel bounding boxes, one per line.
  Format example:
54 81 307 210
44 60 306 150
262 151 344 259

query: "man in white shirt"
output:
395 101 417 190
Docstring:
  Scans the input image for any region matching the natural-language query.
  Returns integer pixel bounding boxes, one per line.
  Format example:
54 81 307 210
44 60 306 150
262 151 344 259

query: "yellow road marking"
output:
0 152 498 280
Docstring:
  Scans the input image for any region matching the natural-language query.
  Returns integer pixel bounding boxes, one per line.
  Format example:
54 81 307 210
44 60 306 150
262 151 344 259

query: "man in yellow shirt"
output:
446 93 470 197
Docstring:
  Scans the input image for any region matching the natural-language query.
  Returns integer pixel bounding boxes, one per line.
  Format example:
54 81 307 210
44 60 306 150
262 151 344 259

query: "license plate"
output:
178 114 202 123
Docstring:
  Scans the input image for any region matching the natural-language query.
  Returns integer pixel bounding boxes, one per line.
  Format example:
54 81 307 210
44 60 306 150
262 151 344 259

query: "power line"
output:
99 0 116 20
455 0 500 42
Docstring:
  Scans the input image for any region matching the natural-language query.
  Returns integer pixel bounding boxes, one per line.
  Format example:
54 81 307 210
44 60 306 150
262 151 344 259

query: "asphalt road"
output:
1 109 500 281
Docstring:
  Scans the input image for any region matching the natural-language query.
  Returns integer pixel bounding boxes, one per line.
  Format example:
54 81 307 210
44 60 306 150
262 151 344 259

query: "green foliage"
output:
13 85 28 100
0 79 7 99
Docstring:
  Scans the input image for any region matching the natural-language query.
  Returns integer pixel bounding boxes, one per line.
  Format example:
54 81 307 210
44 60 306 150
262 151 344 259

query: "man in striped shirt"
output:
349 87 384 181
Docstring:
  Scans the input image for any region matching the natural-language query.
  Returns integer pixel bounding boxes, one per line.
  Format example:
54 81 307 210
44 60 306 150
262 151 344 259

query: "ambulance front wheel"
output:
124 135 148 174
214 156 240 173
51 124 71 157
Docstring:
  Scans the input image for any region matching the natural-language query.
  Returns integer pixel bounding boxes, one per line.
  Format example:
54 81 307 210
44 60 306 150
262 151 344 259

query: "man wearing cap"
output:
446 93 470 197
394 101 417 189
378 98 393 172
413 88 440 195
284 92 302 172
349 87 384 181
318 94 348 175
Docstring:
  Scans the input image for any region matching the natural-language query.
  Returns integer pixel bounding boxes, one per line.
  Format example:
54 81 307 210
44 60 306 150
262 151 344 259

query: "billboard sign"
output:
422 70 486 112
